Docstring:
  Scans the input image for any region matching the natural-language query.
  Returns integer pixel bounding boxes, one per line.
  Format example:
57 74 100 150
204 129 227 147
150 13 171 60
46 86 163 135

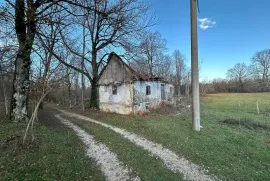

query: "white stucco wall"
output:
99 81 175 114
133 81 174 112
99 84 133 114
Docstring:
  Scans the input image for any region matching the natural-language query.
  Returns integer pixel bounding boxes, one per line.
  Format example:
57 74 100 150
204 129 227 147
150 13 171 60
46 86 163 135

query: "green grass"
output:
202 93 270 124
67 93 270 181
0 121 105 181
2 93 269 181
60 114 184 181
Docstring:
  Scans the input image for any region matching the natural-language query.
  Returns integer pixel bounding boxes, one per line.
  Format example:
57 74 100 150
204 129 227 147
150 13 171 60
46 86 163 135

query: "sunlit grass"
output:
67 93 270 181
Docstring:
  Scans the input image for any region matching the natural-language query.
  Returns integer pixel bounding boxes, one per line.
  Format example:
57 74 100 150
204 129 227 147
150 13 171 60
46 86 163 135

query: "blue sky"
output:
148 0 270 80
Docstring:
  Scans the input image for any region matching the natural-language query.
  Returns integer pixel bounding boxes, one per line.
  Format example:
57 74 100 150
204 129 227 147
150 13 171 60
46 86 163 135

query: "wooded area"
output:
0 0 192 123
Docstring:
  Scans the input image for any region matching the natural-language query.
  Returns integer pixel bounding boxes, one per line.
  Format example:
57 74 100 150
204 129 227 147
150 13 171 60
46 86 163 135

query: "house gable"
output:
98 53 135 85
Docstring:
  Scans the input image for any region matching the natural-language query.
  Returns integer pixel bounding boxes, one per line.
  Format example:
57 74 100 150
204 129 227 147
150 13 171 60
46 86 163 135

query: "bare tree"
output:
227 63 250 92
173 50 186 96
0 61 9 116
56 0 155 108
1 0 97 122
135 31 166 76
0 15 17 117
251 49 270 90
154 53 172 78
24 21 63 143
73 72 79 106
65 66 72 109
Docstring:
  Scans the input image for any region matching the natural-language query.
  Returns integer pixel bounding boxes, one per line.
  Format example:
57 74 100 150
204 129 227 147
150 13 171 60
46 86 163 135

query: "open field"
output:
0 93 270 181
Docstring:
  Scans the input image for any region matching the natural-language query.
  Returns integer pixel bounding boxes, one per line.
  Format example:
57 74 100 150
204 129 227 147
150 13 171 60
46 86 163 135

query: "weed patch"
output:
222 118 270 131
1 135 39 155
150 102 187 115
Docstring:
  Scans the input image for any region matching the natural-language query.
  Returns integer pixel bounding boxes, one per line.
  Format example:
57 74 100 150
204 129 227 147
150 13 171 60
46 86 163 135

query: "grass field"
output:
202 93 270 124
70 93 270 181
0 93 269 181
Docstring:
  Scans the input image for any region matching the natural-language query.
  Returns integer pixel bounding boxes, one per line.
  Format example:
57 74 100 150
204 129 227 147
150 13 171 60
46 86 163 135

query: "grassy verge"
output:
0 120 105 180
61 114 184 181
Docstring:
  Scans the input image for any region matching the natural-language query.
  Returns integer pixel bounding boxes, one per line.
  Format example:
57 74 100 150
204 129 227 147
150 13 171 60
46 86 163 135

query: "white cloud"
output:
198 18 216 30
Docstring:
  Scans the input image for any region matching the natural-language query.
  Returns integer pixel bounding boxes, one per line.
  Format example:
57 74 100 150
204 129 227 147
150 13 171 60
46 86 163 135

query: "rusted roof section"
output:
99 52 167 82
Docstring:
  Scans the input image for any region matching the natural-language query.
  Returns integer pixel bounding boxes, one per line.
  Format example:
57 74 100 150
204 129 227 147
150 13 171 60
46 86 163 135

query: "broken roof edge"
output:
98 52 169 83
98 79 170 86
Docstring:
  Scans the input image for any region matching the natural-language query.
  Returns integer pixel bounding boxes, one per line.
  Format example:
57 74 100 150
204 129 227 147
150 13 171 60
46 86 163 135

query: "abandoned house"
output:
98 52 174 114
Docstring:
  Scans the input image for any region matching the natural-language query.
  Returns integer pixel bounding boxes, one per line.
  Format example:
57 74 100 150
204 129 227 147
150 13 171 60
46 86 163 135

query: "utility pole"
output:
81 0 86 112
190 0 200 131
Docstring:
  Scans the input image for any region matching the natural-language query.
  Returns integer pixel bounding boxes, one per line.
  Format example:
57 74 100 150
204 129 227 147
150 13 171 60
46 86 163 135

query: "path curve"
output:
55 114 139 181
57 109 219 181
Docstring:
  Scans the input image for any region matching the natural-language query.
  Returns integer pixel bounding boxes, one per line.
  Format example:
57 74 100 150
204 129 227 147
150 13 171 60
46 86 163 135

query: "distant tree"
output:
252 49 270 81
0 51 11 117
136 31 166 76
227 63 250 92
154 53 172 78
173 50 186 95
212 78 230 93
0 16 17 117
251 49 270 91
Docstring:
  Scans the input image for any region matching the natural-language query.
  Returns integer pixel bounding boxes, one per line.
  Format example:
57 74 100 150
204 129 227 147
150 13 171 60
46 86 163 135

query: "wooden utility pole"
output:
190 0 200 131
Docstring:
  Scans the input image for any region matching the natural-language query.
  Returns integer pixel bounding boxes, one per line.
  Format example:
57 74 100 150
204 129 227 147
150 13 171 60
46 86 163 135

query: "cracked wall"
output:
133 81 174 113
99 84 133 114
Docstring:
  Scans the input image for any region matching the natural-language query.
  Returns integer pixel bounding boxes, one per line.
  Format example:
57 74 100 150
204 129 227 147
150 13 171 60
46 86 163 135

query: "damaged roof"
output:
99 52 167 82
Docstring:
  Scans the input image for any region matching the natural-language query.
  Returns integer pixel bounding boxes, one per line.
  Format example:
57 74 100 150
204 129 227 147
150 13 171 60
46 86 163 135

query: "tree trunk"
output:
239 78 244 92
90 50 99 108
90 78 98 108
0 67 8 116
67 70 72 109
81 73 85 111
11 48 32 122
11 0 36 122
74 72 78 105
149 58 153 77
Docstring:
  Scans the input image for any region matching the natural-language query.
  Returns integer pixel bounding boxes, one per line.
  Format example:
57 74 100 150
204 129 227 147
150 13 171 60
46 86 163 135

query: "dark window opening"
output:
112 85 117 95
161 84 165 100
170 87 173 94
146 85 151 95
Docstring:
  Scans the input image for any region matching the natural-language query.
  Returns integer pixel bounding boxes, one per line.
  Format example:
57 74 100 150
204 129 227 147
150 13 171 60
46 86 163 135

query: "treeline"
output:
200 49 270 94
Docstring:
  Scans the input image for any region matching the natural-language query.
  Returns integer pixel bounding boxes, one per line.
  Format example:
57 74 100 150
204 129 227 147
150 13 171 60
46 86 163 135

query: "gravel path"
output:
55 114 139 181
57 109 219 181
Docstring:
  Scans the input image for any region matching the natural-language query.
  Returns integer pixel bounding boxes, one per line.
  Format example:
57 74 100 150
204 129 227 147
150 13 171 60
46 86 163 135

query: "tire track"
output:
57 109 219 181
55 114 140 181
